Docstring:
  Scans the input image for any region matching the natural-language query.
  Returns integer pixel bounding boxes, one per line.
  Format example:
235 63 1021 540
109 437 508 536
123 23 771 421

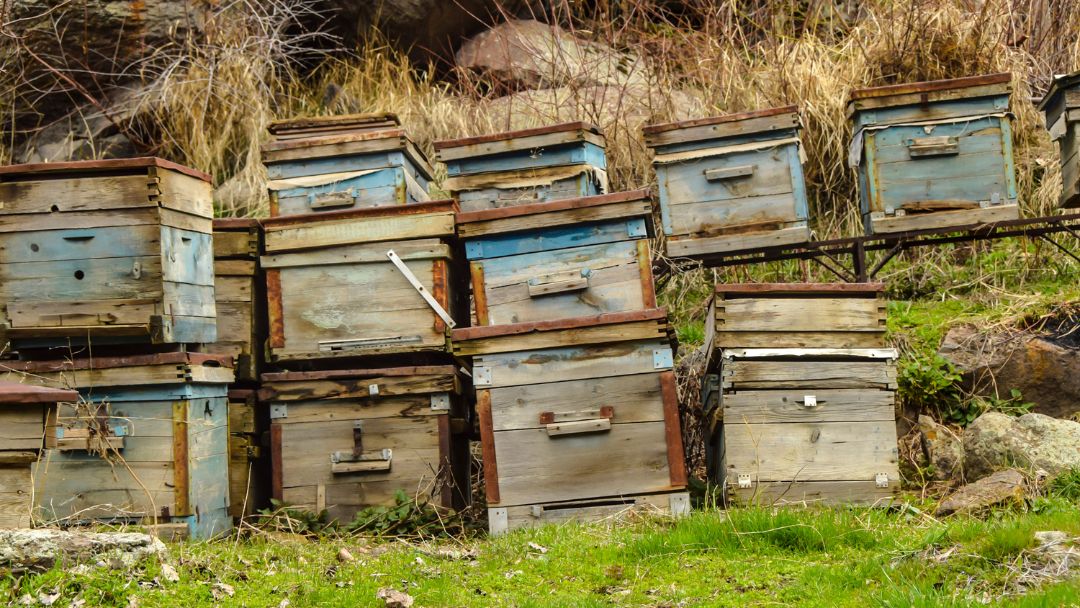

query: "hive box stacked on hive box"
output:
261 201 466 362
0 383 76 528
260 366 470 524
207 218 265 382
1039 70 1080 208
226 389 269 519
643 106 811 258
0 158 217 350
703 283 899 506
264 114 433 216
1 353 234 539
849 73 1019 234
435 122 608 211
457 190 657 326
453 310 690 534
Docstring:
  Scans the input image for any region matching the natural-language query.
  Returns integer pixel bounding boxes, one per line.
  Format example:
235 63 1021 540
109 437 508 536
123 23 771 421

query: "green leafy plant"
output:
256 499 331 535
974 388 1036 417
1049 468 1080 501
345 490 460 537
897 353 974 424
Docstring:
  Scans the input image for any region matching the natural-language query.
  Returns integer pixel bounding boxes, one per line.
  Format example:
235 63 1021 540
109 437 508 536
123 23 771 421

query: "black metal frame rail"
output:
658 212 1080 283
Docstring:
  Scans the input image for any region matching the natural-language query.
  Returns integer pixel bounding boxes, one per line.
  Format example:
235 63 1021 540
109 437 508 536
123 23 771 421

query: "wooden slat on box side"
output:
723 360 896 390
723 389 895 424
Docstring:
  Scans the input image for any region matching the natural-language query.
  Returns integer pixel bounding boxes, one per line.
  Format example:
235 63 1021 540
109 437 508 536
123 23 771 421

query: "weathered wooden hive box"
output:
2 353 234 539
717 348 900 506
0 383 76 528
452 310 689 534
435 122 608 212
261 366 470 524
261 201 464 361
643 106 811 257
264 113 433 216
206 218 265 382
0 158 217 349
226 389 269 519
457 190 657 326
1038 70 1080 208
848 73 1019 234
706 283 887 351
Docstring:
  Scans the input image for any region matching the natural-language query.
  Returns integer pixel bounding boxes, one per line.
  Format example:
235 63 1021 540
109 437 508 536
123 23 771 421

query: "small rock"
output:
0 529 166 572
934 469 1028 516
160 563 179 583
211 583 235 600
337 548 355 563
1034 530 1071 550
376 588 414 608
963 412 1080 479
527 542 548 554
918 415 965 481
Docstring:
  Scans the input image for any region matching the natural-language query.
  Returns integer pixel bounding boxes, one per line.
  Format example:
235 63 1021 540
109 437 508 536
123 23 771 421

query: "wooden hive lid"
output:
452 309 674 356
213 217 262 231
715 282 885 296
261 128 433 179
0 157 211 183
1037 69 1080 113
643 106 800 148
433 121 605 161
2 352 234 373
268 112 401 137
455 189 652 238
0 382 79 404
258 365 459 401
848 73 1012 113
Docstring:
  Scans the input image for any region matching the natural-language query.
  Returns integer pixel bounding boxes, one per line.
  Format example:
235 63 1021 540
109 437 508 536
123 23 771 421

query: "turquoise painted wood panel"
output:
186 451 231 539
457 173 601 211
465 219 647 260
273 167 423 215
0 225 160 264
161 227 215 286
265 151 424 181
444 142 607 176
851 95 1009 130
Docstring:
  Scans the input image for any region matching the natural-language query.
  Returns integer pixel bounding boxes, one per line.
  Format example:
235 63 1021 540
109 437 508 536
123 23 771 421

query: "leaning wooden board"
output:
1 353 234 539
435 122 608 212
458 190 657 325
1038 69 1080 208
206 219 265 382
0 383 77 528
644 106 811 258
261 201 466 361
261 366 470 524
706 283 887 352
717 348 900 506
452 309 689 534
0 158 217 348
848 74 1019 235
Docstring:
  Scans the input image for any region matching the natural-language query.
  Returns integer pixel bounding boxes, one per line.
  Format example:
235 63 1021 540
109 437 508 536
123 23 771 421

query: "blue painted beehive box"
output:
644 106 811 258
434 122 607 212
264 113 433 216
3 353 234 540
457 190 656 326
0 158 217 351
848 73 1019 234
1038 69 1080 208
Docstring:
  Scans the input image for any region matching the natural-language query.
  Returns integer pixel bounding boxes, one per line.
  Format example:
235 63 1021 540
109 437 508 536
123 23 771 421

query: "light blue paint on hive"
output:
266 150 431 212
465 218 649 260
443 142 607 177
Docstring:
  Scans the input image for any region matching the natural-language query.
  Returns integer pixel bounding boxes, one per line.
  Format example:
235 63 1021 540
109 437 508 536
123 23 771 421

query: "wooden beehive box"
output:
264 114 433 216
1038 70 1080 208
452 310 690 534
2 353 234 539
0 158 217 349
849 73 1019 234
718 348 900 506
227 389 269 519
643 106 811 257
261 201 465 361
458 190 657 326
706 283 887 352
0 383 76 528
261 366 470 524
206 218 265 382
435 122 608 212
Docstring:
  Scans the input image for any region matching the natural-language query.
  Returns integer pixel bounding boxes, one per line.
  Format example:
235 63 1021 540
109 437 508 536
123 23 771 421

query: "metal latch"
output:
269 404 287 419
875 473 890 488
800 395 818 408
368 384 380 396
653 348 674 369
473 366 492 387
430 394 450 411
738 474 753 489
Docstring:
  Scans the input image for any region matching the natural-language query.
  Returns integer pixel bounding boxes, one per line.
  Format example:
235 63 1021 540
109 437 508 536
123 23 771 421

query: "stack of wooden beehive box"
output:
258 114 470 524
1039 69 1080 209
703 283 900 506
0 158 234 539
437 125 689 535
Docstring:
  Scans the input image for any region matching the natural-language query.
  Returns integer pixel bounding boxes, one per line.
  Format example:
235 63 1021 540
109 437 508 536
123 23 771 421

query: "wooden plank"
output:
723 360 896 390
0 157 210 182
434 122 602 151
666 225 809 257
660 371 688 488
850 73 1010 101
710 330 886 350
457 199 650 239
869 204 1019 234
645 113 800 148
262 132 411 164
717 297 885 332
0 384 78 404
452 308 667 342
667 193 801 237
715 282 884 295
260 374 456 402
454 318 667 357
0 468 32 528
723 420 899 482
730 480 897 506
0 224 160 264
212 228 260 259
268 112 400 135
475 340 669 389
644 105 798 136
269 396 442 424
456 190 647 224
497 491 684 532
723 389 895 424
261 239 448 269
477 390 499 504
488 372 664 431
436 129 605 163
2 352 231 373
263 211 454 253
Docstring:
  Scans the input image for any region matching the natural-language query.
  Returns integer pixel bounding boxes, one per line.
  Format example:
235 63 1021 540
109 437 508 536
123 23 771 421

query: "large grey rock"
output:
963 412 1080 479
934 469 1028 516
939 324 1080 420
0 529 166 572
918 414 965 481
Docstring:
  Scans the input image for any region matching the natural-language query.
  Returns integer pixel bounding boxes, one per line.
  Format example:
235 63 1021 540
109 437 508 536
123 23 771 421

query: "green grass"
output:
4 501 1079 607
